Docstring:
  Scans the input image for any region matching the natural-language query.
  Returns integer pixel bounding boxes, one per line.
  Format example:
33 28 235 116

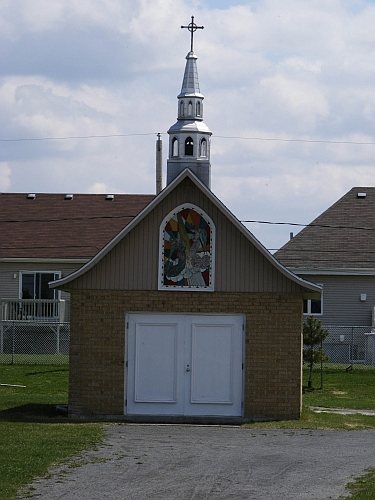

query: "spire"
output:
166 17 212 188
180 52 201 96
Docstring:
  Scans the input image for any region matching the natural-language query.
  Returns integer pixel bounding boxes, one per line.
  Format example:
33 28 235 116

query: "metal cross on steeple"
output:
181 16 204 52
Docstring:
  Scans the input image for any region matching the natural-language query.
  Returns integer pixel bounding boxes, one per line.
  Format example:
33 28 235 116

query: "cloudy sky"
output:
1 0 375 251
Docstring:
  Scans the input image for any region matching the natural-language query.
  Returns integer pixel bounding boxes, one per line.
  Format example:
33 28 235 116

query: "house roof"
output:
0 192 155 260
275 187 375 271
51 169 321 294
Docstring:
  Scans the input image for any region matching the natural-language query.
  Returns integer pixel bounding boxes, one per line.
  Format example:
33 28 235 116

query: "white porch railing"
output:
0 299 68 323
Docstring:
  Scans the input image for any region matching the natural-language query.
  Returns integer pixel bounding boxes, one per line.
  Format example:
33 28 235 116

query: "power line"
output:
0 133 157 143
242 220 374 231
0 214 138 224
215 135 375 145
0 244 100 251
1 215 374 257
0 132 374 145
0 214 374 232
272 248 375 253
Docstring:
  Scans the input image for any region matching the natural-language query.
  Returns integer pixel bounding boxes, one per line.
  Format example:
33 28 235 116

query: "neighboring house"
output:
275 187 375 327
275 188 375 364
51 39 320 423
0 192 154 322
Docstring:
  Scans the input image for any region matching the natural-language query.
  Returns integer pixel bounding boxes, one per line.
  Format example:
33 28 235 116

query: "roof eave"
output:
287 267 375 276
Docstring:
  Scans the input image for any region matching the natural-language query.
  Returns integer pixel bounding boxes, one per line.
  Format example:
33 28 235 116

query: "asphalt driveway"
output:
20 424 375 499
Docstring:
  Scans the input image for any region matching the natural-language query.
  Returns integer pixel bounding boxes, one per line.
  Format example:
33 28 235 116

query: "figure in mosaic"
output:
163 207 212 288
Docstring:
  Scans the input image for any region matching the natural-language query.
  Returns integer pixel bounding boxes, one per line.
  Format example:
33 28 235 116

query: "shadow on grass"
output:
25 368 68 376
0 403 71 423
302 385 323 394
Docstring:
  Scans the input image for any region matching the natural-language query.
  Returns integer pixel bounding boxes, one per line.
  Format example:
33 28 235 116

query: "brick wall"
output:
69 290 303 421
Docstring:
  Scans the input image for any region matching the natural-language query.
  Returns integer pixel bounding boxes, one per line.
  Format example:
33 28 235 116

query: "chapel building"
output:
51 20 320 422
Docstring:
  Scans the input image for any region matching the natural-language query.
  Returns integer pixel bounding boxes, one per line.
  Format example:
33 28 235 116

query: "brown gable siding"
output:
0 192 155 260
275 187 375 269
65 177 306 293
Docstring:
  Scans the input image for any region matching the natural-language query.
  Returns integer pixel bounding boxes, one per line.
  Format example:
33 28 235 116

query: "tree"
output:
303 315 329 388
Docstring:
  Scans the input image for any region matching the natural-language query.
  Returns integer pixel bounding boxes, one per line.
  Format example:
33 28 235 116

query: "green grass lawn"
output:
306 364 375 408
301 366 375 431
1 364 375 500
0 365 103 500
341 469 375 500
0 354 69 365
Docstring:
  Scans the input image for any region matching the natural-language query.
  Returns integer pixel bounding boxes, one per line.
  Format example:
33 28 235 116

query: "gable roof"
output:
0 192 155 260
275 187 375 272
51 169 321 293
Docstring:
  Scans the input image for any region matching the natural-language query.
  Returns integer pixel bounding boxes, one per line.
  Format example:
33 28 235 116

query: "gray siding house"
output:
275 187 375 364
275 187 375 327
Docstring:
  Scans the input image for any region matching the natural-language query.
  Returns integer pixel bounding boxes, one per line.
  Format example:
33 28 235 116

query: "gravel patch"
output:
20 424 375 500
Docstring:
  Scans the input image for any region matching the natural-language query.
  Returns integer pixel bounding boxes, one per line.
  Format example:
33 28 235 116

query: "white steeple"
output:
167 17 212 188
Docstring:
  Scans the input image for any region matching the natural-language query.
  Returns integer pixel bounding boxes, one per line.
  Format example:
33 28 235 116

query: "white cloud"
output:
1 0 375 250
280 57 323 74
260 74 329 127
0 0 135 37
86 182 111 193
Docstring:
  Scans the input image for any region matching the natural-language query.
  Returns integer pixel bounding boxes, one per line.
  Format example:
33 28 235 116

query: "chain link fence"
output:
321 326 375 368
303 325 375 389
0 321 69 365
1 321 373 368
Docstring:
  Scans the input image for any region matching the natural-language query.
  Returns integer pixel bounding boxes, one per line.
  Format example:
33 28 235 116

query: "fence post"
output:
11 321 15 365
320 337 323 389
56 323 60 354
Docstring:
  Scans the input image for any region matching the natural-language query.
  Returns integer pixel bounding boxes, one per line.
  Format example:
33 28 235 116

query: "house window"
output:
20 271 61 318
303 286 323 315
196 101 201 116
188 101 193 116
159 204 215 290
172 137 179 157
180 101 184 116
21 272 60 300
185 137 194 156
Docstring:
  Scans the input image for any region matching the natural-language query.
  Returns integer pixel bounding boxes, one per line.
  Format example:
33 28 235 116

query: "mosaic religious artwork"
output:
161 206 213 289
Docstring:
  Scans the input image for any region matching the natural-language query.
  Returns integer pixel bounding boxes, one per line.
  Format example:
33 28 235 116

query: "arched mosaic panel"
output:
159 204 215 290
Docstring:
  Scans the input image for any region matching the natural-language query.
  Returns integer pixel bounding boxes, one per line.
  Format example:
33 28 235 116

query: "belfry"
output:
167 16 212 188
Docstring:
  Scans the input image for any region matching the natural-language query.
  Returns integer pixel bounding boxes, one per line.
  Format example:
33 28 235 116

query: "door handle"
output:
186 365 191 372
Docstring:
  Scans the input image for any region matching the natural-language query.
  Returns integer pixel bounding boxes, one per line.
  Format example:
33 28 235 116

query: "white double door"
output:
126 313 244 417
